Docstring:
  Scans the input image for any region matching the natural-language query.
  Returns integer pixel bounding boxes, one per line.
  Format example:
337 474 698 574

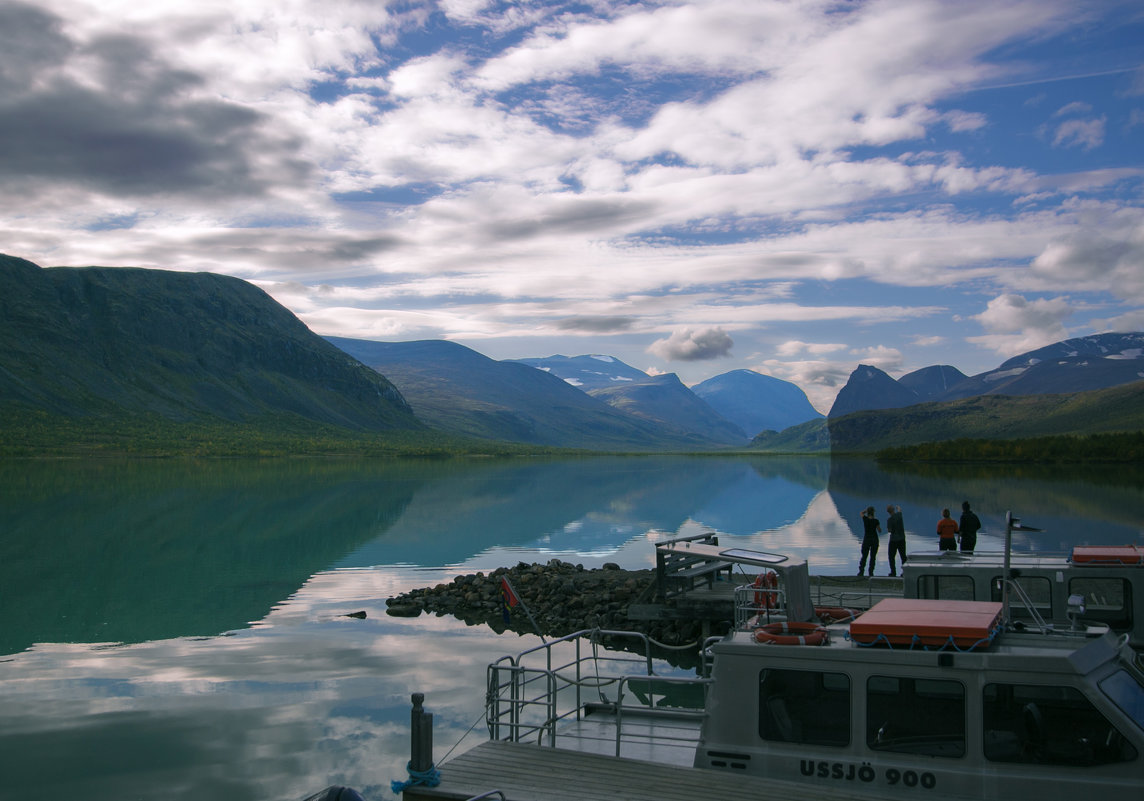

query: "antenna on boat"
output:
1003 512 1042 624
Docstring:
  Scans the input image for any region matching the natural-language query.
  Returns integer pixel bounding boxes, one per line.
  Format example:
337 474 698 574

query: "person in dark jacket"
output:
959 501 981 553
886 504 906 576
857 506 881 576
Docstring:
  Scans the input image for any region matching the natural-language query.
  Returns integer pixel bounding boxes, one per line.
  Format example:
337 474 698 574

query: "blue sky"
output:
2 0 1142 412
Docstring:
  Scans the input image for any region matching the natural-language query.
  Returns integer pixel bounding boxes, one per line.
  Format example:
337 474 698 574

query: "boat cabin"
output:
696 597 1144 801
902 545 1144 647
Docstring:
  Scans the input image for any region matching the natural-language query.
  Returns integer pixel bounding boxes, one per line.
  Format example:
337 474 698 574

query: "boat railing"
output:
1001 576 1051 630
611 674 709 757
807 576 900 611
486 628 710 755
905 548 1074 564
732 582 785 629
732 581 898 629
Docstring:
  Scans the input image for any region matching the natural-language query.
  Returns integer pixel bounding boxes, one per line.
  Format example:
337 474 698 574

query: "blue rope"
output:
845 624 1001 652
390 761 442 794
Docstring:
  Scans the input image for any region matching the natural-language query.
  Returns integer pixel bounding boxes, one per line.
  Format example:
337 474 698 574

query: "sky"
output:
2 0 1143 413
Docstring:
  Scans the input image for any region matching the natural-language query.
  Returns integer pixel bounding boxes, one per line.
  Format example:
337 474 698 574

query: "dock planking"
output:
402 740 887 801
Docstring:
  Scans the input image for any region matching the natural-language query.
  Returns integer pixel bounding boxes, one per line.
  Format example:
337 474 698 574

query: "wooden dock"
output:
402 740 888 801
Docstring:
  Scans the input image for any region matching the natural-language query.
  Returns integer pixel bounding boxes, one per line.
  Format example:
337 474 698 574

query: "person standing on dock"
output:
886 505 906 576
937 508 959 551
857 506 881 576
959 501 981 553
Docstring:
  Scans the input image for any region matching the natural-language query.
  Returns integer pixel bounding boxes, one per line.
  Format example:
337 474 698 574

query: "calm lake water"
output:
2 455 1142 799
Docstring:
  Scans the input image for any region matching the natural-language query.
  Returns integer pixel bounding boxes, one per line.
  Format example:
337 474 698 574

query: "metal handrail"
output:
487 628 708 752
613 674 710 756
1001 577 1051 630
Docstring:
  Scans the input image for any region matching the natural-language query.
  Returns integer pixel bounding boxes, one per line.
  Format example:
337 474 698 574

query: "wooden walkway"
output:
402 740 888 801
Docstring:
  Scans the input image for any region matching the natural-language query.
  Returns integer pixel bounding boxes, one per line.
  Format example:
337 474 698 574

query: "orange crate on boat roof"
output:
848 598 1003 650
1071 545 1144 565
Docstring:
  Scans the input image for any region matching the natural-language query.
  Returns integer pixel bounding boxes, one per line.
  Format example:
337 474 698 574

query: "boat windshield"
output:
1099 669 1144 732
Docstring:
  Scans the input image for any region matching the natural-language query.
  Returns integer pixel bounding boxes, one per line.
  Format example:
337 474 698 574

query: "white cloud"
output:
1053 101 1093 117
944 110 988 132
4 0 1141 406
647 327 734 361
1025 208 1144 302
1051 116 1106 150
1090 310 1144 332
850 345 904 373
776 340 848 357
968 293 1073 356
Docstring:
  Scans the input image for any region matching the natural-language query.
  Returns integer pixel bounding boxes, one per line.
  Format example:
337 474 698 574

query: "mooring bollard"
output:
410 692 434 774
392 693 441 794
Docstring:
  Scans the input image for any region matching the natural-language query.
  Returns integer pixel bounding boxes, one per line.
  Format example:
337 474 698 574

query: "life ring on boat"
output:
815 606 859 624
753 621 828 646
753 571 778 610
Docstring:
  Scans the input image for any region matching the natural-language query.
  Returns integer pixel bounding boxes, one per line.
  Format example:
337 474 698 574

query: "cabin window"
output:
866 676 965 757
1100 670 1144 735
1069 577 1132 631
989 575 1052 620
758 669 850 747
983 683 1138 766
916 574 973 601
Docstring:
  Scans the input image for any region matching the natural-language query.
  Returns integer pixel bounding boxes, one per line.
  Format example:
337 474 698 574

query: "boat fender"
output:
754 621 828 646
753 571 778 610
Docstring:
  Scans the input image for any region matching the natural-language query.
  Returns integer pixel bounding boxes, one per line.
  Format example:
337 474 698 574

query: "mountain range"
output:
326 337 728 450
513 355 821 439
3 254 1142 454
829 333 1144 418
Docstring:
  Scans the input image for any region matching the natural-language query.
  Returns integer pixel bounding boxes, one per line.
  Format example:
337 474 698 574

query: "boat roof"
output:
904 545 1144 570
717 596 1124 671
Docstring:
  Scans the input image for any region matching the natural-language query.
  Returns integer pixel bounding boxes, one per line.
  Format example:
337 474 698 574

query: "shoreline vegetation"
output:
0 411 576 459
875 431 1144 464
1 409 1142 462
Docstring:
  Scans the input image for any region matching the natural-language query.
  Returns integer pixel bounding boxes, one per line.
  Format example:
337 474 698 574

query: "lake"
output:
2 455 1142 799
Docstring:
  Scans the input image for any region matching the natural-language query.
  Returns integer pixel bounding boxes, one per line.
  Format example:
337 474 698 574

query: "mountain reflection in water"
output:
0 455 1140 800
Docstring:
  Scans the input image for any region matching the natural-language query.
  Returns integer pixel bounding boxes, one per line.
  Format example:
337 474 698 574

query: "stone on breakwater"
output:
384 558 722 647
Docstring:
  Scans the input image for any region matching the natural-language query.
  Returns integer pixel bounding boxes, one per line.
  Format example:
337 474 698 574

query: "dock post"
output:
391 694 441 795
410 692 435 774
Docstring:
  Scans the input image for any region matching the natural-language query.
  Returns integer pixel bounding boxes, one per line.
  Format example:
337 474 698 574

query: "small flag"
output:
500 577 520 607
500 577 520 625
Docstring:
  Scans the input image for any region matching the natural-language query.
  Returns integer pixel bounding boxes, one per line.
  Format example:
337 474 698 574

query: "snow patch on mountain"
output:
984 367 1027 382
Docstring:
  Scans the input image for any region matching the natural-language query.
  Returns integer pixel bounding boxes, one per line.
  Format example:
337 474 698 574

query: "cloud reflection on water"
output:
2 455 1141 799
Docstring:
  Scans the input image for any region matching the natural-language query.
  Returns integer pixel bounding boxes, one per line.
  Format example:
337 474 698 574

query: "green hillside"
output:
0 255 433 454
753 380 1144 456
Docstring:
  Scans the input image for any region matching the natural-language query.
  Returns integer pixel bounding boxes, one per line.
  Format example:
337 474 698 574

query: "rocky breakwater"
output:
385 559 723 649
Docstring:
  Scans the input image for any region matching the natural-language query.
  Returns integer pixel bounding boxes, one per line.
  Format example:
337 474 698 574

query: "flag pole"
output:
1003 511 1042 624
501 576 546 643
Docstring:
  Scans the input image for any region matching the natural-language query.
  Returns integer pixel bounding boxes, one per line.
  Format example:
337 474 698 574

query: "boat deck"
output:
402 739 889 801
629 572 903 622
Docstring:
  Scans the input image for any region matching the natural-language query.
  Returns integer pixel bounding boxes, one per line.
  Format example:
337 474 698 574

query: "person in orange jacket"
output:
936 508 959 551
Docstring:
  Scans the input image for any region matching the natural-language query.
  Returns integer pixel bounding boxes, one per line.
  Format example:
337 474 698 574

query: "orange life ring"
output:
753 621 828 646
815 606 858 624
753 571 778 610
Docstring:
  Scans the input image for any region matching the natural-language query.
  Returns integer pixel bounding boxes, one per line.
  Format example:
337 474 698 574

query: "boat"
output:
901 514 1144 648
398 539 1144 801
